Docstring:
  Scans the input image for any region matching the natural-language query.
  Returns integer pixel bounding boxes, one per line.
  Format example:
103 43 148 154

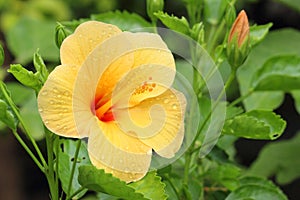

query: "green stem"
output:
12 130 44 172
183 153 191 185
0 82 47 167
45 129 59 200
183 70 236 187
67 140 82 197
54 136 59 187
229 88 254 108
67 187 85 200
165 175 180 200
207 19 226 55
195 70 236 150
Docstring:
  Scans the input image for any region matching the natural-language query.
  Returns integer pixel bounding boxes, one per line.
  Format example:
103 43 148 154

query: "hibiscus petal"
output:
73 31 175 136
95 32 175 106
113 88 186 158
87 118 152 176
37 64 79 138
60 21 121 66
89 154 147 183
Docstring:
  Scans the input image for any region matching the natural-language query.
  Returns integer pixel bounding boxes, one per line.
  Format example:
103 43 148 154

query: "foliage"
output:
0 0 299 200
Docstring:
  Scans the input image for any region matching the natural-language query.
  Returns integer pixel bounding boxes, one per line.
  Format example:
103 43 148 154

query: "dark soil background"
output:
0 0 299 199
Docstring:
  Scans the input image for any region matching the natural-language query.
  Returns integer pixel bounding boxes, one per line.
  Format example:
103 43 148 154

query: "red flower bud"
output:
228 10 249 47
227 10 251 69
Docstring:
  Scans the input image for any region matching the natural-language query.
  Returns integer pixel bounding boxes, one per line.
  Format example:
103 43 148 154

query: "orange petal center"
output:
94 95 114 122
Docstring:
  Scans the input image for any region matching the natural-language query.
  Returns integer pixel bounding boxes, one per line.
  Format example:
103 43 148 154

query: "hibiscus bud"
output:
147 0 164 22
0 44 4 66
55 22 67 48
227 10 250 69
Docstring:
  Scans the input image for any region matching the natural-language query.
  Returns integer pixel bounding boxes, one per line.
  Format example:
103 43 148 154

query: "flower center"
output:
94 95 114 122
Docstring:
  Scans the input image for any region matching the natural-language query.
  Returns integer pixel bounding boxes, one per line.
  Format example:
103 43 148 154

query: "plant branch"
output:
0 82 47 167
229 88 254 108
12 129 44 172
67 139 82 197
45 128 59 200
66 187 85 200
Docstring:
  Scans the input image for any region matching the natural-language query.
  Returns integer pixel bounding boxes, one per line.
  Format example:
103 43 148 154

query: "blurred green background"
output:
0 0 299 199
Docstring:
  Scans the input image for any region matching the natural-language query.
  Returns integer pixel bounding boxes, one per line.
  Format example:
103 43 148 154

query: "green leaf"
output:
6 17 59 64
20 94 45 140
226 105 244 119
238 29 300 111
203 0 228 25
33 50 49 84
154 11 190 35
207 146 231 164
6 82 33 105
291 90 300 114
222 110 286 140
226 176 288 200
248 132 300 184
91 10 152 32
207 163 241 191
78 165 147 200
129 171 167 200
58 139 90 199
0 100 16 130
8 64 42 91
0 81 18 130
217 135 238 161
250 23 273 46
251 55 300 91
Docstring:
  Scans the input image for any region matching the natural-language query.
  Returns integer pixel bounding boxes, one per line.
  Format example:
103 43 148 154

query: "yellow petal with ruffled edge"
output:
38 64 79 137
38 21 121 138
60 21 121 66
87 118 152 181
114 88 186 158
89 154 147 183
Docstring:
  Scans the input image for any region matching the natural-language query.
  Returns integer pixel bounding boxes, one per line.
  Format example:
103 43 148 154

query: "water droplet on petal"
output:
53 87 58 93
64 91 70 97
50 100 54 105
163 99 169 104
38 108 43 113
172 104 178 110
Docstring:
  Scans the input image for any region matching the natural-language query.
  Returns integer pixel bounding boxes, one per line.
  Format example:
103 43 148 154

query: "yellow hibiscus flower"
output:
38 21 186 183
